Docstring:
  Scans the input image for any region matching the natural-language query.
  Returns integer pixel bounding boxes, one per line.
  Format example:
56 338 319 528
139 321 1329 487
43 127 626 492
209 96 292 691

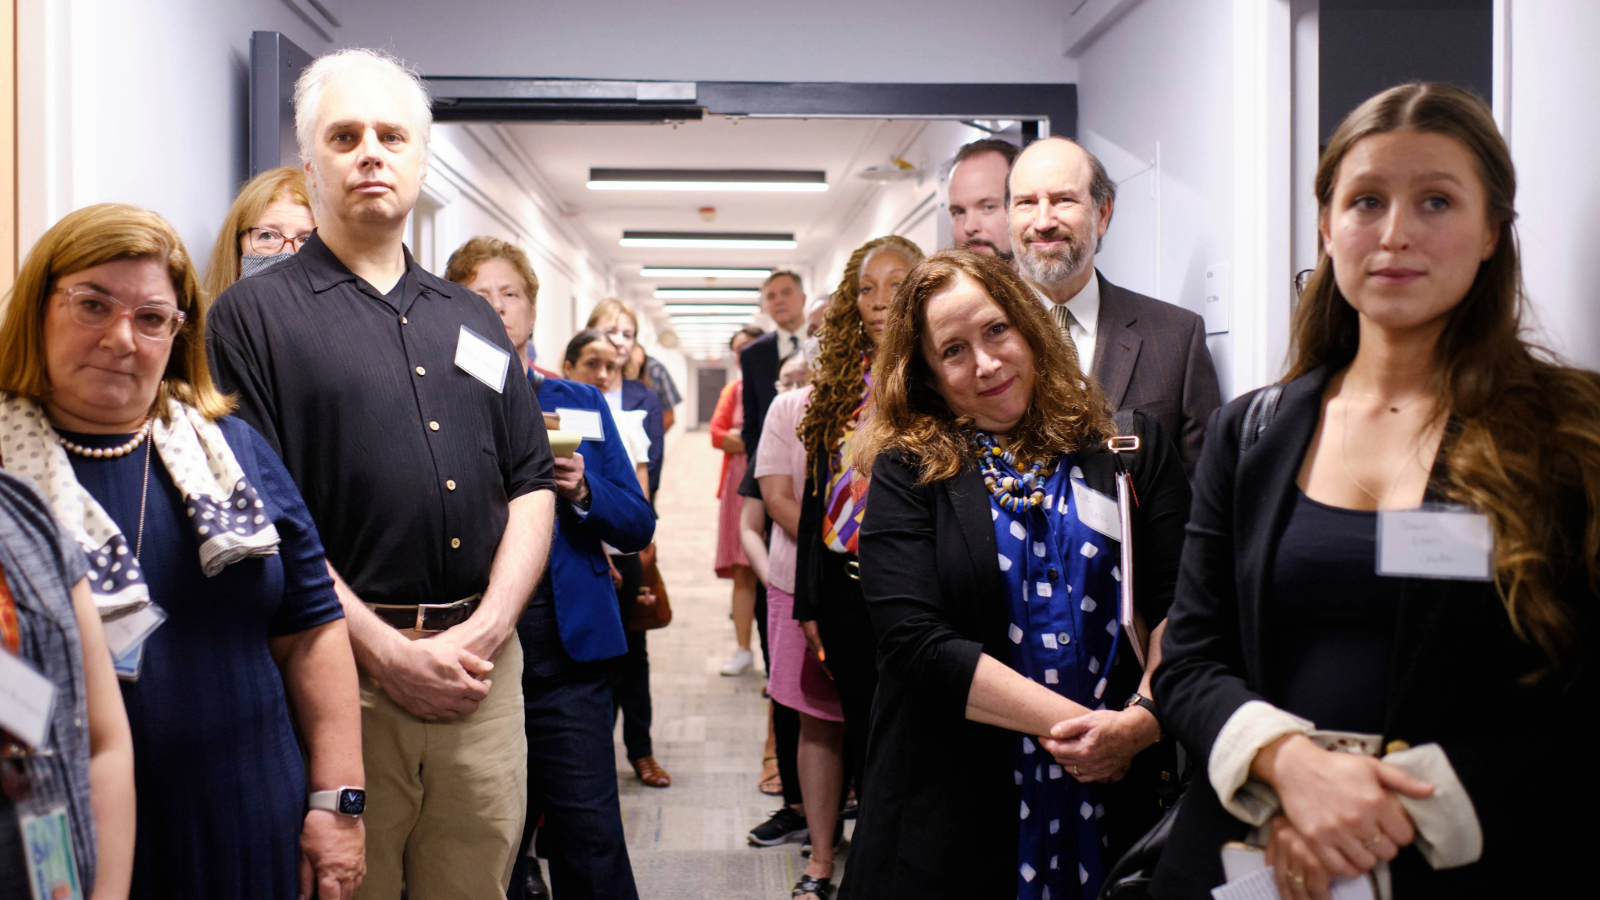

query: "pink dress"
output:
754 388 843 722
712 380 750 577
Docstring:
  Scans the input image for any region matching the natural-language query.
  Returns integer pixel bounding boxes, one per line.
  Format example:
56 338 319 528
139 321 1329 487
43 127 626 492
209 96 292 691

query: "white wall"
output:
1505 0 1600 371
16 0 332 265
332 0 1078 84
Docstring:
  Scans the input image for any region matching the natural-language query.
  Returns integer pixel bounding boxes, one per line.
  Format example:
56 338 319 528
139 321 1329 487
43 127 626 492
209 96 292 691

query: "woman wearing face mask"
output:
779 236 921 896
837 249 1189 900
561 328 669 788
1152 83 1600 900
712 325 768 677
201 167 314 302
586 300 664 501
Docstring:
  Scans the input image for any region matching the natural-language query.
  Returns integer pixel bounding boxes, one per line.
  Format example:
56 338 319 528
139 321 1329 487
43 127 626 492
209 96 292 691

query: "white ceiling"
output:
500 116 934 354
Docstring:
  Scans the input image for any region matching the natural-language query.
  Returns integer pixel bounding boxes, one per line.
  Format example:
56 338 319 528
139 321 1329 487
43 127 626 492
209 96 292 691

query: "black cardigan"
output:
1151 366 1599 898
838 412 1192 899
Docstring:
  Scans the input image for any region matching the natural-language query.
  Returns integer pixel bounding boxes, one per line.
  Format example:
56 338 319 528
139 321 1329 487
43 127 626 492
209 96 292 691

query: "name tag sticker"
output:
0 650 57 749
454 325 509 393
554 407 605 441
102 602 166 658
21 807 84 900
1377 508 1493 581
1071 480 1121 541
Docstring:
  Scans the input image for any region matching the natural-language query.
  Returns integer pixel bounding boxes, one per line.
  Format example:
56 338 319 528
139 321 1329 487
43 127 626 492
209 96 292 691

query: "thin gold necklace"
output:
1338 398 1436 506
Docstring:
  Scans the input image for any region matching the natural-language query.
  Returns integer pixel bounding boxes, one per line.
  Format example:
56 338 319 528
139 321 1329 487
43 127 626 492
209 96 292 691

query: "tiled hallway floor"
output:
610 428 851 899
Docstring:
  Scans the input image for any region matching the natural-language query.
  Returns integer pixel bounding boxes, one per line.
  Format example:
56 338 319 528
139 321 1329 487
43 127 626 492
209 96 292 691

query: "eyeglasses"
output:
56 287 187 341
239 227 312 255
1293 268 1314 298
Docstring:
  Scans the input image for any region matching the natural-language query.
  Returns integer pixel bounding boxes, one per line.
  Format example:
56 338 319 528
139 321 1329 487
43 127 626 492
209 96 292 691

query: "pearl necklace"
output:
58 421 152 459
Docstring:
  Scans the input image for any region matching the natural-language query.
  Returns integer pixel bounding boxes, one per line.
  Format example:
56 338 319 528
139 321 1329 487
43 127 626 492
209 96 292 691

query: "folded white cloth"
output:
0 395 280 618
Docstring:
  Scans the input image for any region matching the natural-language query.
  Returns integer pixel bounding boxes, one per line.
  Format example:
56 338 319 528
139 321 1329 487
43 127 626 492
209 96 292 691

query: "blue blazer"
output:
620 378 665 498
536 374 656 661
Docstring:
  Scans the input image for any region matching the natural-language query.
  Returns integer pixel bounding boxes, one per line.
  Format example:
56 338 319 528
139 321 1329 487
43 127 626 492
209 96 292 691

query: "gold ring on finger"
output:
1290 872 1306 885
1072 765 1081 776
1365 834 1385 849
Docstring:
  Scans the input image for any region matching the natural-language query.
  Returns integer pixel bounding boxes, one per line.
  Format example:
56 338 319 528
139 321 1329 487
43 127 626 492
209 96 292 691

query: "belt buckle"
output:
414 598 462 632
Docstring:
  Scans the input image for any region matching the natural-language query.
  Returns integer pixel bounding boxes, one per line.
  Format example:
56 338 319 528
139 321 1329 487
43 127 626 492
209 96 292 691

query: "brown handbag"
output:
627 550 672 631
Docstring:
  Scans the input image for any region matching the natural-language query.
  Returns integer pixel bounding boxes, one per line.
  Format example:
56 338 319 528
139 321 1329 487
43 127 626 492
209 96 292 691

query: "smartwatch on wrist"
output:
308 786 366 817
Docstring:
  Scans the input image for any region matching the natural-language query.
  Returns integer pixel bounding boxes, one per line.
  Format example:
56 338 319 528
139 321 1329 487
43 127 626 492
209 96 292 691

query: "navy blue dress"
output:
61 416 343 900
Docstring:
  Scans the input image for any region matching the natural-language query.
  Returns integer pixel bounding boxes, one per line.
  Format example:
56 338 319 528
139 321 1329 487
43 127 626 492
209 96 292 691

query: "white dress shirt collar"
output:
774 325 803 361
1029 270 1101 368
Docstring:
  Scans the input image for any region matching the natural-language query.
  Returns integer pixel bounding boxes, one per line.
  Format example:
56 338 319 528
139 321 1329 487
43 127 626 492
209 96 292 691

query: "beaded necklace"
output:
973 432 1054 512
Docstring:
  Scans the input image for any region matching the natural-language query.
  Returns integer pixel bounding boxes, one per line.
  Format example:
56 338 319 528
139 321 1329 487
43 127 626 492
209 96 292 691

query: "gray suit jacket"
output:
1088 271 1222 477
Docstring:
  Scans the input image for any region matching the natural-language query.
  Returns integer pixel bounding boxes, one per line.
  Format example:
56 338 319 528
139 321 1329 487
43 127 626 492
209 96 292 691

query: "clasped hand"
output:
1256 735 1434 900
1039 706 1160 783
374 632 494 722
552 452 589 504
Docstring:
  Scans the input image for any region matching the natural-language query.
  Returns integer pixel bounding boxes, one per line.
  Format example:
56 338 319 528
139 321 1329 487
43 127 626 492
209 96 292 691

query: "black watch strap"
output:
1125 692 1160 728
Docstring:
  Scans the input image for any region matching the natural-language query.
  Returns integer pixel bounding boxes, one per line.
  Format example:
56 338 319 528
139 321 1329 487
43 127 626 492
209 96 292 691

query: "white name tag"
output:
0 650 57 749
1071 480 1121 541
1377 508 1493 581
555 407 605 442
102 603 166 658
454 325 509 393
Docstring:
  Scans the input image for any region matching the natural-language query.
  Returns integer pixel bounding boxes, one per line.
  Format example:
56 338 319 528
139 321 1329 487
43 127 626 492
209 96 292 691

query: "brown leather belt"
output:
366 594 482 633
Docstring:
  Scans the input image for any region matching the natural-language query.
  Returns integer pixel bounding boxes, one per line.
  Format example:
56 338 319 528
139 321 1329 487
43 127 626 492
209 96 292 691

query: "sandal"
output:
792 875 833 899
758 753 783 795
631 756 672 788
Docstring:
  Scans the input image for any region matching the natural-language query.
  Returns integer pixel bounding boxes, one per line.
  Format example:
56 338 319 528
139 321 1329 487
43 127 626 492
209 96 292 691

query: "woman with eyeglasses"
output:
0 205 365 900
201 167 315 303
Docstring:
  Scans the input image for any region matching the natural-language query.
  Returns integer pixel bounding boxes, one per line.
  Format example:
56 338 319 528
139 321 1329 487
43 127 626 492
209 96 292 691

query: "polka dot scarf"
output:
0 394 280 619
989 449 1123 900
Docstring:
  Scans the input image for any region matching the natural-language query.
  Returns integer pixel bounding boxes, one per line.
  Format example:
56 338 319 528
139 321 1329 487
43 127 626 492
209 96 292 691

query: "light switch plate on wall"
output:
1204 263 1231 335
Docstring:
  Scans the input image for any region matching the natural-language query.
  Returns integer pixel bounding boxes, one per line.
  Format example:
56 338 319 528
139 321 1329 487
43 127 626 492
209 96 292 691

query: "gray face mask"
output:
240 252 295 279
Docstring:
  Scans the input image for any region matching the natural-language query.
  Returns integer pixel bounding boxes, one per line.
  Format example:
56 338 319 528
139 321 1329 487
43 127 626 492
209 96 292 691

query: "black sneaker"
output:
748 806 809 847
800 820 845 857
840 794 858 820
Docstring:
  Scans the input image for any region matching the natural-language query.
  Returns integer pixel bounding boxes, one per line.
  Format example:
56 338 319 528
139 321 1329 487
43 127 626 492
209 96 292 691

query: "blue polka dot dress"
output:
988 449 1123 900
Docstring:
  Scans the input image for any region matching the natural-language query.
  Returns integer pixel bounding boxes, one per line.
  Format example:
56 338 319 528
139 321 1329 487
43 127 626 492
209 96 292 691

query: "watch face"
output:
338 788 366 816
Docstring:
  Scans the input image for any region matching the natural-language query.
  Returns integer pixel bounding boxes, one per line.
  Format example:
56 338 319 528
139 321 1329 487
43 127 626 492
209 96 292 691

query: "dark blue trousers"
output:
510 599 638 900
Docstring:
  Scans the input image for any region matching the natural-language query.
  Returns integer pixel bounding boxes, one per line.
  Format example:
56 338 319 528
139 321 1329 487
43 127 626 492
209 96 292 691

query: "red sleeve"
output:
710 380 739 448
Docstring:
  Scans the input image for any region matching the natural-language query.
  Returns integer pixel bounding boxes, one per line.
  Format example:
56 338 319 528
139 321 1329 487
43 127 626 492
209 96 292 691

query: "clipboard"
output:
1107 434 1148 669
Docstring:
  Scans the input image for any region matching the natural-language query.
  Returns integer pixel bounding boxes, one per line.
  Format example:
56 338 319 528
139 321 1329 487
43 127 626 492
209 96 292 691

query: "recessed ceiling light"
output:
640 267 774 279
590 169 826 192
621 231 797 250
653 288 761 300
662 305 760 315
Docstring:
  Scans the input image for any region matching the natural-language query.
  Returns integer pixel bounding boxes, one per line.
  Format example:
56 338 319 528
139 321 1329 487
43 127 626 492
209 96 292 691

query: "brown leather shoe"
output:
632 756 672 788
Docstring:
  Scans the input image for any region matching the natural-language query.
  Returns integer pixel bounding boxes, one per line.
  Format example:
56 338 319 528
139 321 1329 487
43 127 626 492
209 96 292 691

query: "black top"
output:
736 331 781 499
1152 366 1599 899
1268 491 1399 734
208 233 555 607
838 412 1192 900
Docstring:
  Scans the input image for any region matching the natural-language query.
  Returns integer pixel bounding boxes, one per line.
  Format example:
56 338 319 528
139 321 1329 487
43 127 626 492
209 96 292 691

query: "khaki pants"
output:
355 636 527 900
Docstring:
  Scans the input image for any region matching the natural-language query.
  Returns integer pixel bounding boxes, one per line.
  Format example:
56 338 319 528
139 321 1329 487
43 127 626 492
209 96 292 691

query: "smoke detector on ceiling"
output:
857 157 919 183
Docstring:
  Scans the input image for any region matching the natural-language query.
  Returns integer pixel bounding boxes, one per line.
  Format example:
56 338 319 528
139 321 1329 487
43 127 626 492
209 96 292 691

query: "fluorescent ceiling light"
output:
641 267 773 279
621 231 797 250
590 168 826 192
671 323 746 331
653 288 761 300
671 316 755 326
662 304 761 315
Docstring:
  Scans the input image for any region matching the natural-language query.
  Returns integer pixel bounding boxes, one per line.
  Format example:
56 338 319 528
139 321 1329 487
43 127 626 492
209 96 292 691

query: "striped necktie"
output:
1050 303 1083 374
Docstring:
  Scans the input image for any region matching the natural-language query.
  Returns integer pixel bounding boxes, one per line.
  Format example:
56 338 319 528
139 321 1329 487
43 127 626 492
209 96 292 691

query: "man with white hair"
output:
208 49 557 898
1008 137 1221 475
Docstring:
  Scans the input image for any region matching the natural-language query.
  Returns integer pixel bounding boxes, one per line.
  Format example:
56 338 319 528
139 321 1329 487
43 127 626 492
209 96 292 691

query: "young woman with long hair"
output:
1153 83 1600 899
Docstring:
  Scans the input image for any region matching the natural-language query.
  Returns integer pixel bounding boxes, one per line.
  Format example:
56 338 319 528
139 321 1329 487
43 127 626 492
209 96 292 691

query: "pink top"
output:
752 387 811 594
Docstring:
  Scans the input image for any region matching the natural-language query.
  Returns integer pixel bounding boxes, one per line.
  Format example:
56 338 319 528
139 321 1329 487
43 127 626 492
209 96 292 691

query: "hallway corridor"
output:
613 430 851 899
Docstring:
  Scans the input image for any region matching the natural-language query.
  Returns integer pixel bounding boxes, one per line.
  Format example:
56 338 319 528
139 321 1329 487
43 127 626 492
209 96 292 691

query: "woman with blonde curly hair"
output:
1153 83 1600 900
837 249 1191 900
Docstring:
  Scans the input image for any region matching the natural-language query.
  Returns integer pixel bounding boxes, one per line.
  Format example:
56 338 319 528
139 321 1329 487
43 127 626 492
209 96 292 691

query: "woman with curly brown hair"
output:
835 249 1191 900
1152 83 1600 900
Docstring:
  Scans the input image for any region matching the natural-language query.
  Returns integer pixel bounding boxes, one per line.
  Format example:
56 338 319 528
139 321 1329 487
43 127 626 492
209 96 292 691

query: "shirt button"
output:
429 421 440 431
1057 631 1071 646
450 538 461 549
1047 567 1059 581
415 366 426 376
446 479 456 491
401 316 408 324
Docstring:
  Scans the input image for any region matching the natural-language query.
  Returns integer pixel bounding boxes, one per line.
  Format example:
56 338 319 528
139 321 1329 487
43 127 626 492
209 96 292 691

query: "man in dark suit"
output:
1008 137 1222 475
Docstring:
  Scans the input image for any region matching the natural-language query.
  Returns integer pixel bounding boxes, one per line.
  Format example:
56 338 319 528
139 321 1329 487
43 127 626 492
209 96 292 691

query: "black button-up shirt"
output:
207 233 554 608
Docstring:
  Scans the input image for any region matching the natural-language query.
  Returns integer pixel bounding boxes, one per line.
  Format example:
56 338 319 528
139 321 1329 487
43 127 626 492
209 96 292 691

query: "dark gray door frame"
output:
251 32 1076 176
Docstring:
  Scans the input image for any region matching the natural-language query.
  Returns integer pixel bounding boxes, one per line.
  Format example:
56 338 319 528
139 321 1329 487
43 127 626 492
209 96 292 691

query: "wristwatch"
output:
308 786 366 817
1124 693 1161 736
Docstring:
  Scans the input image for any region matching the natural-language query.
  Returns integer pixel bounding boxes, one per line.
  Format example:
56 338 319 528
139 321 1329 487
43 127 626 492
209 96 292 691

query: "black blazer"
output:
839 413 1192 899
1151 366 1599 899
737 332 782 498
1090 273 1222 479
